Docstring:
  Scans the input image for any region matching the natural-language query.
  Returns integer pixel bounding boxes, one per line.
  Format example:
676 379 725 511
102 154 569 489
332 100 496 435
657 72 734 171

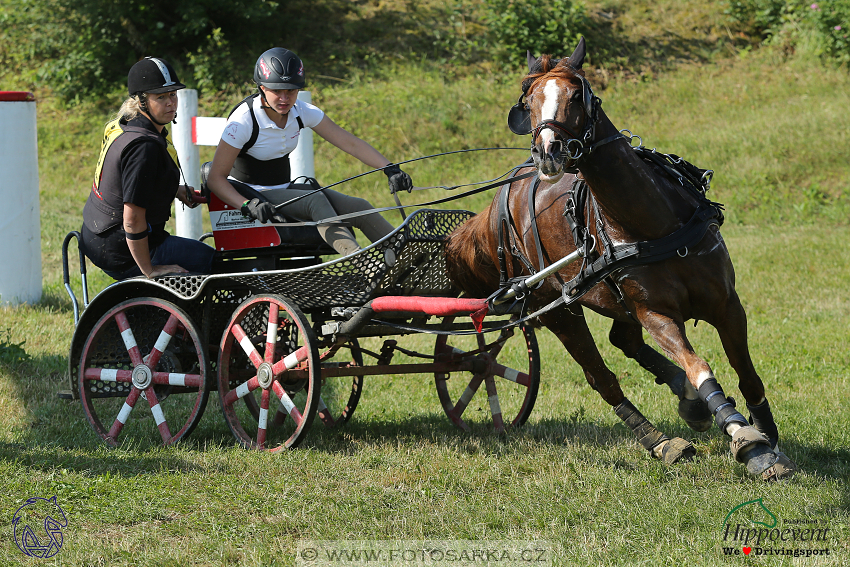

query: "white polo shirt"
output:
220 94 324 190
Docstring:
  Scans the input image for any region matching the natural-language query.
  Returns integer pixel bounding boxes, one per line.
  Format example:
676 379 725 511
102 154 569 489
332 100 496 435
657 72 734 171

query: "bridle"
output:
508 66 618 165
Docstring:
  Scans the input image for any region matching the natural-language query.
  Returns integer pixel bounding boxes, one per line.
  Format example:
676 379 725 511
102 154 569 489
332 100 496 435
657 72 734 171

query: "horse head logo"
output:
12 496 68 558
723 498 778 529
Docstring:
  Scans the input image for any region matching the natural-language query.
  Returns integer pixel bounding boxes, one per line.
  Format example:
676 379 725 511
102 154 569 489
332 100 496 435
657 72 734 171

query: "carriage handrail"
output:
73 209 472 316
62 231 90 325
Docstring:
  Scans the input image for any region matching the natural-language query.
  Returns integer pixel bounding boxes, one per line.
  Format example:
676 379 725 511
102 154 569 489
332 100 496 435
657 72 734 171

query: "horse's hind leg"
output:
639 309 793 479
608 320 712 432
540 307 695 464
713 292 798 480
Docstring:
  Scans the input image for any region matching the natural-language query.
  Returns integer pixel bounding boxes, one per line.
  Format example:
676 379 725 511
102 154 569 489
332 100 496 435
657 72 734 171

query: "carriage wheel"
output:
434 316 540 433
218 294 320 451
317 338 364 428
242 338 362 429
78 298 209 447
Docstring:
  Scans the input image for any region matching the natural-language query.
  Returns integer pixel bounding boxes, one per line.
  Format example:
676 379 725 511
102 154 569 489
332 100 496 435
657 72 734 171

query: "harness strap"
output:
497 179 511 285
497 172 542 286
563 179 634 318
562 204 722 302
528 176 546 276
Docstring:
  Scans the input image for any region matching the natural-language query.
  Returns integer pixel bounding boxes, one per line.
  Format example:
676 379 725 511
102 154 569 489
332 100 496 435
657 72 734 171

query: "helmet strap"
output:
257 85 279 115
137 93 176 126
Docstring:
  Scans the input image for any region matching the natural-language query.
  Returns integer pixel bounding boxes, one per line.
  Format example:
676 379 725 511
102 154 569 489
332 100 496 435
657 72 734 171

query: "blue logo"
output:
12 496 68 558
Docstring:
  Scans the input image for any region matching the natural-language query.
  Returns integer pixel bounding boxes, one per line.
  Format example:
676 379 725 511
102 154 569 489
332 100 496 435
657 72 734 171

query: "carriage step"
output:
57 390 76 401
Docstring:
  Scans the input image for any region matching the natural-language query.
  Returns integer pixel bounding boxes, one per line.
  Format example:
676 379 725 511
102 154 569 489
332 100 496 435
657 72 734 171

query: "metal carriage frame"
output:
63 209 542 450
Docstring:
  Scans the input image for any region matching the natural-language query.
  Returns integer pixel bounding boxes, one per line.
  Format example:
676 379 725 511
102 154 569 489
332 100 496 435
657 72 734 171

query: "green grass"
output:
2 1 850 564
1 225 849 565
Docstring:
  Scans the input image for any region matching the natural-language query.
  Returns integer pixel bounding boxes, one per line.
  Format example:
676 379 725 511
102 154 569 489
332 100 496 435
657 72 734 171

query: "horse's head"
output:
507 38 600 183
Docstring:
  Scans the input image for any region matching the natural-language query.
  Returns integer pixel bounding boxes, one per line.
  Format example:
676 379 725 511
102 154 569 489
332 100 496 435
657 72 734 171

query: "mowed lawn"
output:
0 219 848 566
1 37 849 566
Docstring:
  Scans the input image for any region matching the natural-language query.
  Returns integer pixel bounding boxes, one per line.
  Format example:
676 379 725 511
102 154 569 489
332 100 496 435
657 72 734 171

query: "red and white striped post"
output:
0 92 42 305
173 90 315 240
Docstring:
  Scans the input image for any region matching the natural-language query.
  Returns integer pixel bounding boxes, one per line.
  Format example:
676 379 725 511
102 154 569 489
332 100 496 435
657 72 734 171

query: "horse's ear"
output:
566 37 586 70
526 51 537 72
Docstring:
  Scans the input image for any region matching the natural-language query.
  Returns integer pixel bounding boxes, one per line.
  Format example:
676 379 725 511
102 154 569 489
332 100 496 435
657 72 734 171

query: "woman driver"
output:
205 47 412 256
80 57 215 279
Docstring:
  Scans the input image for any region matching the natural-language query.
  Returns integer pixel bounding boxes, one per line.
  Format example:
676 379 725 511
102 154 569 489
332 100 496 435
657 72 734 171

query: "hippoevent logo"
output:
720 498 832 559
12 496 68 558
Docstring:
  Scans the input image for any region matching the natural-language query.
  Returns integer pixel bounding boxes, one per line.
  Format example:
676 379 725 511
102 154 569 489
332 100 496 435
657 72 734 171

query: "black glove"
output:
385 164 413 194
241 198 275 223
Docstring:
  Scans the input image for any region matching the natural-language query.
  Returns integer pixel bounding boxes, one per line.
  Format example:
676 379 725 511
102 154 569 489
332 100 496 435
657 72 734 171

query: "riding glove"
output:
385 165 413 194
241 198 276 223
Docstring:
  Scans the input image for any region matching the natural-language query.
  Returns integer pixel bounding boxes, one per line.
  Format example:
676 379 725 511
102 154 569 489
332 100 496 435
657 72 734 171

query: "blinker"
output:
579 76 595 117
507 94 532 135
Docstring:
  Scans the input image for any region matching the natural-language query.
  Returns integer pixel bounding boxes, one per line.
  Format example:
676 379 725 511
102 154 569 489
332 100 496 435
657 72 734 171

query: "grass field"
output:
2 0 850 563
1 224 848 566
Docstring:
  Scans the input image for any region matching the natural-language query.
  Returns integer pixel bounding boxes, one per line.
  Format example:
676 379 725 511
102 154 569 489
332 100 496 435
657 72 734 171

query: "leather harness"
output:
495 149 725 314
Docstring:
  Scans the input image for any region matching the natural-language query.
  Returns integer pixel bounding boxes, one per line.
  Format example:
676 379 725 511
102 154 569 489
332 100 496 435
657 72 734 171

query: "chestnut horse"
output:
445 38 797 480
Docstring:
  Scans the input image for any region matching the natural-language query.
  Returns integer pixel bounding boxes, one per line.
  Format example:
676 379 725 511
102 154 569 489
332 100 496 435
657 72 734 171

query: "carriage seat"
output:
199 161 335 258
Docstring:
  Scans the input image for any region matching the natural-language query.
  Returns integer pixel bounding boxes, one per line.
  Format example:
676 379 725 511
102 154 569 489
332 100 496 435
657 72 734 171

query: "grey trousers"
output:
262 184 394 255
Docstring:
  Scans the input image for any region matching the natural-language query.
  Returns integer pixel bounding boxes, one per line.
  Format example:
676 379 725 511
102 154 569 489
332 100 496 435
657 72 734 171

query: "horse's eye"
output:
571 90 582 102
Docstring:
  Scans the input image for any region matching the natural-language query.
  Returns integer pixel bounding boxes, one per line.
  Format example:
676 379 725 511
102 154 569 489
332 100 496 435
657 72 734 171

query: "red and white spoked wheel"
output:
218 294 320 451
434 316 540 433
78 298 209 447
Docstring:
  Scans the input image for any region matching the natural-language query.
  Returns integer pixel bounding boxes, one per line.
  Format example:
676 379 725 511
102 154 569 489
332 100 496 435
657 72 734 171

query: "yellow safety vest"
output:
92 118 179 194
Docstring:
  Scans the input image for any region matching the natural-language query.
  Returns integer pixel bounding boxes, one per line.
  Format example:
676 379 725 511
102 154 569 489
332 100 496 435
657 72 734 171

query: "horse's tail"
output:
444 209 501 298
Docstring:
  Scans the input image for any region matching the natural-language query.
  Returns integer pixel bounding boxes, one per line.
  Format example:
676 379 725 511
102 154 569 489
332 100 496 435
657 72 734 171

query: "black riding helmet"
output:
128 57 185 96
254 48 305 90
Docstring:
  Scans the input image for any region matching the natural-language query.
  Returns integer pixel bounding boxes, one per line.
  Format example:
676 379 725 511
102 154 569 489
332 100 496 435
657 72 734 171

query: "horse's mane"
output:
521 55 584 95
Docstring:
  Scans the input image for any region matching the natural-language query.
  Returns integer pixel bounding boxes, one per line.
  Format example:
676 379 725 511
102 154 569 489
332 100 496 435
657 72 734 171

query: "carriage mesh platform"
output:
151 209 473 311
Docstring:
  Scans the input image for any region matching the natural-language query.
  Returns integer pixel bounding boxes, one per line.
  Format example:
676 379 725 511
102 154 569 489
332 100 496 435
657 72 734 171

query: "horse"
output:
444 38 797 481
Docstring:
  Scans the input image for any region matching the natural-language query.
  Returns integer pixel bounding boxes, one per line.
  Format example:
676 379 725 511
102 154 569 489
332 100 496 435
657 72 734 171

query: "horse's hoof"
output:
730 426 777 475
678 398 712 432
762 451 799 482
685 418 713 432
659 437 696 464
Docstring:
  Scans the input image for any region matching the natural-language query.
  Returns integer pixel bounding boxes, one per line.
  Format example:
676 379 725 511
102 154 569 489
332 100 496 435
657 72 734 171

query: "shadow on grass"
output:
298 411 850 483
7 358 847 492
0 440 214 478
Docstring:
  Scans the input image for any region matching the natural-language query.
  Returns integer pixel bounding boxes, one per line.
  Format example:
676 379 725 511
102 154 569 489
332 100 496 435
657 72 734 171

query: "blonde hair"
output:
114 94 146 121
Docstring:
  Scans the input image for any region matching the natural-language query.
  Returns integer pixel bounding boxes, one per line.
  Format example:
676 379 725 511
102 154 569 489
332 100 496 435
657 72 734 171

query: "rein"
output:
267 168 538 228
271 147 527 214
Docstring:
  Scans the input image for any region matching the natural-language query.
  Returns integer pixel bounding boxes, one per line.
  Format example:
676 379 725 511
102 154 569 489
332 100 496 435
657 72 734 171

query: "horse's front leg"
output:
540 305 695 464
608 320 713 432
713 290 798 480
637 309 793 480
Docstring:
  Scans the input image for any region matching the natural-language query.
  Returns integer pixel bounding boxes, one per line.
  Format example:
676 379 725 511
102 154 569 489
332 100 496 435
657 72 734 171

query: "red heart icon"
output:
743 547 751 555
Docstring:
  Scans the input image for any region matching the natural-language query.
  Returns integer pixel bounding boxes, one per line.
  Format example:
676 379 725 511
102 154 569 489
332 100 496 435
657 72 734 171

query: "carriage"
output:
58 37 797 480
61 181 543 451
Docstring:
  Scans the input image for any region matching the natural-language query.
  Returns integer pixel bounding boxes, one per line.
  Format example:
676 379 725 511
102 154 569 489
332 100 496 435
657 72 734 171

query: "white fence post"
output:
290 91 315 179
173 89 203 240
0 92 42 306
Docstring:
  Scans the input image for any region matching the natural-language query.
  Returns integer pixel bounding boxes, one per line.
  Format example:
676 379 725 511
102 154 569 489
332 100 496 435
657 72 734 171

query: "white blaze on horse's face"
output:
539 79 561 153
536 78 566 183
